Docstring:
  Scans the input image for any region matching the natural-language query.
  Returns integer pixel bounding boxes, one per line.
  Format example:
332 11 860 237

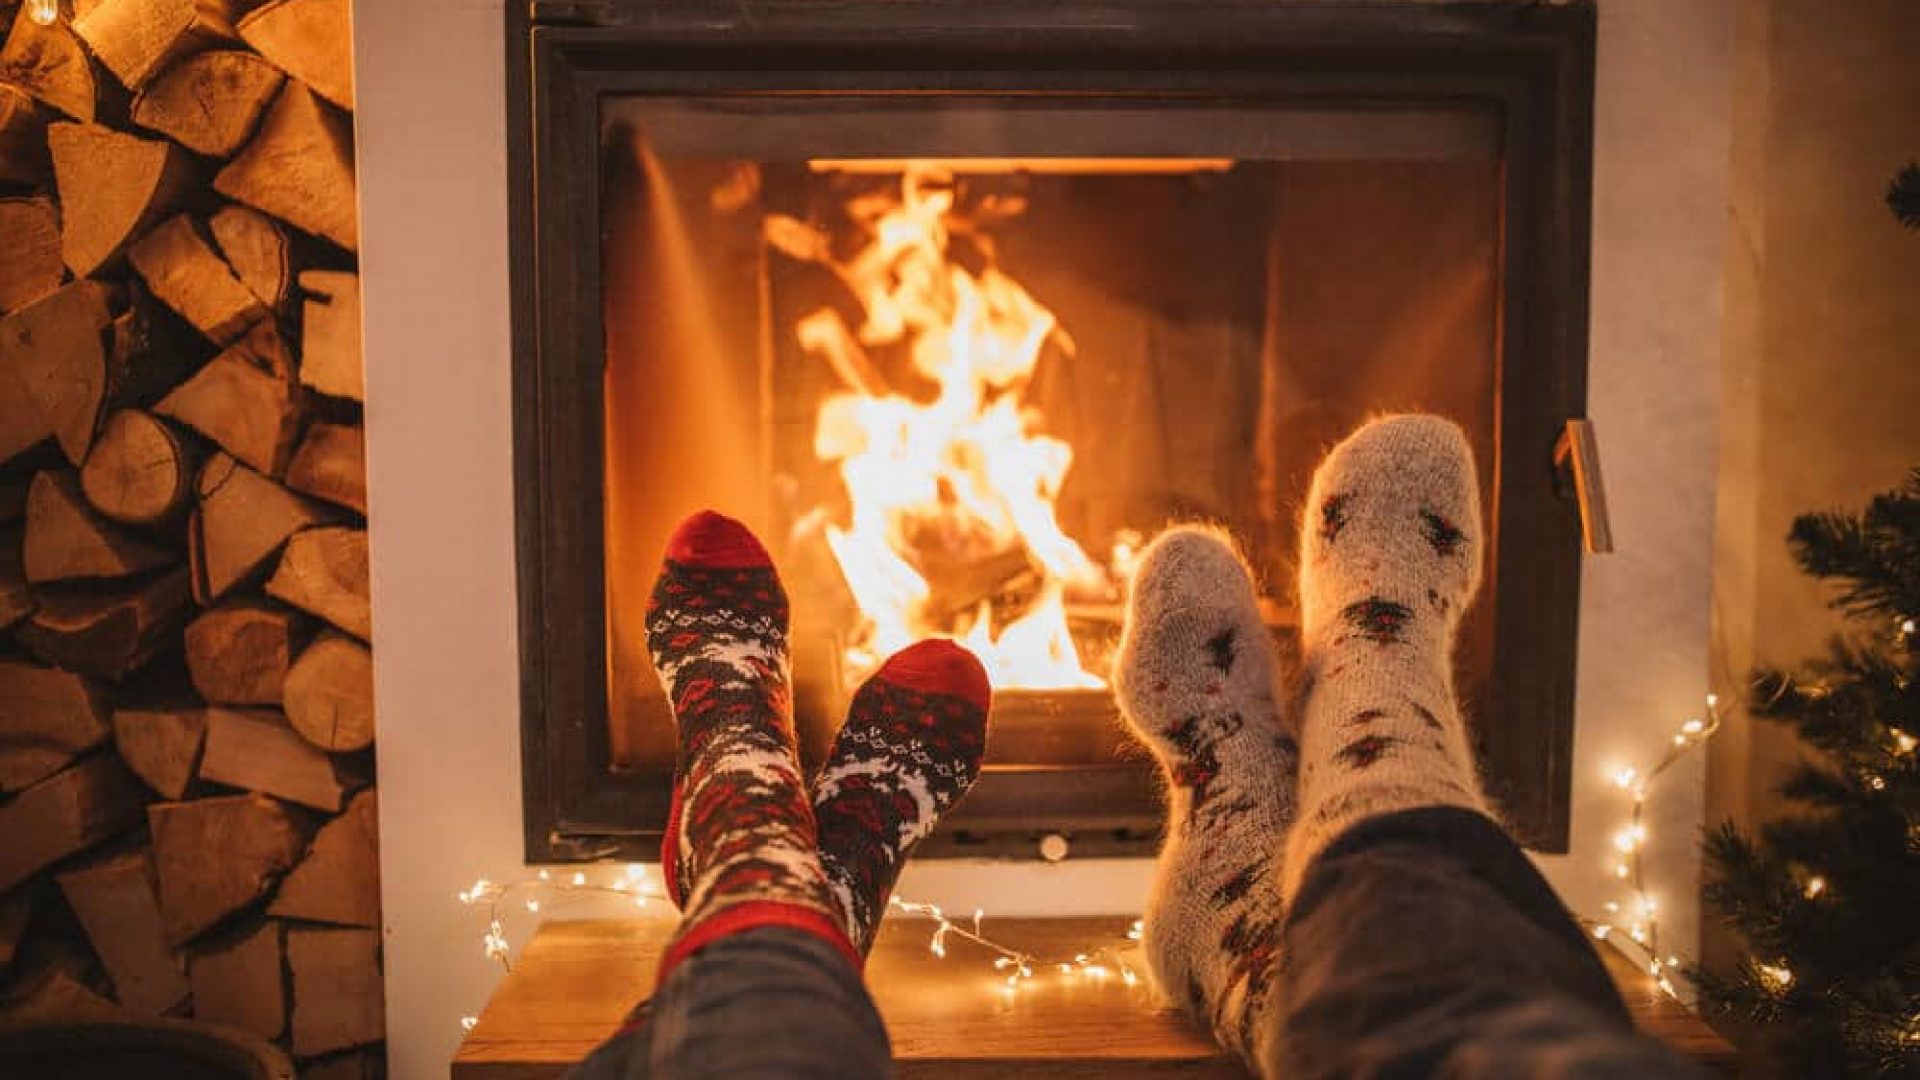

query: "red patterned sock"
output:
647 511 857 979
814 640 991 952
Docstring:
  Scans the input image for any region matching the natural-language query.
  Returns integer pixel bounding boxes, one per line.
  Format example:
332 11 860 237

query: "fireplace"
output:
510 0 1595 862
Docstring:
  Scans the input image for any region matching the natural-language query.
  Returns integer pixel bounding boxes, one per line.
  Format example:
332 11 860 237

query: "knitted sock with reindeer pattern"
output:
1281 414 1493 901
1114 526 1297 1072
648 511 858 981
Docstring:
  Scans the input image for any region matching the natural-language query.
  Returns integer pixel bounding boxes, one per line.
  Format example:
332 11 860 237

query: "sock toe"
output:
877 639 993 712
664 510 774 569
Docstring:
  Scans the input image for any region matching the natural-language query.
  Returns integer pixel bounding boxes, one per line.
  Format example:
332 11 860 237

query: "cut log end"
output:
80 409 197 526
283 631 373 753
131 48 283 158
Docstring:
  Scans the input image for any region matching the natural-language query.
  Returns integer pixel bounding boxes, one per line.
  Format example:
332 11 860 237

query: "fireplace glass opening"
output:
599 96 1505 824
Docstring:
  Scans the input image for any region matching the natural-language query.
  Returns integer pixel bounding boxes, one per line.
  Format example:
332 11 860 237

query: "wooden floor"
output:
453 917 1734 1079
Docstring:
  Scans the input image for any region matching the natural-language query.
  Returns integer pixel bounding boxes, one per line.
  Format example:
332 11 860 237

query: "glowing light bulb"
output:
1804 876 1826 898
460 1015 479 1032
28 0 58 27
524 898 540 913
1893 729 1917 755
571 872 586 886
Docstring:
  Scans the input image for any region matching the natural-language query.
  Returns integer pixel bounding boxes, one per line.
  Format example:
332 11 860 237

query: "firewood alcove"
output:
513 0 1596 864
0 0 379 1074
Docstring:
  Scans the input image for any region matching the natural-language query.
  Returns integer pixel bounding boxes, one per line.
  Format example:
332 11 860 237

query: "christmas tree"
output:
1696 468 1920 1076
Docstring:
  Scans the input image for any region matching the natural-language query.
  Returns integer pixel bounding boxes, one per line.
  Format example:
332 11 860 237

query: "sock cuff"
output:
657 899 865 984
876 639 992 712
664 510 773 569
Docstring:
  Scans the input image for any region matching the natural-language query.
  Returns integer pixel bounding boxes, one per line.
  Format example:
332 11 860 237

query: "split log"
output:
0 528 31 629
184 600 300 705
238 0 351 111
23 469 172 582
0 84 50 183
0 754 148 893
189 452 330 602
154 330 302 476
0 885 36 969
0 660 109 791
288 926 383 1056
209 204 292 311
56 850 189 1014
112 707 206 799
48 123 193 277
214 83 356 251
149 793 304 947
282 631 373 753
18 567 193 680
297 269 360 400
131 49 282 158
197 707 351 812
0 970 128 1024
188 921 284 1040
266 526 367 639
79 410 198 526
71 0 238 92
269 788 375 927
0 3 99 122
0 195 62 314
128 213 268 347
284 422 364 513
0 280 115 465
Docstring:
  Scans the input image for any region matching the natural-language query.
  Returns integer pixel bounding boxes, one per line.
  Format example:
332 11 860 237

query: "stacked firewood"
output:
0 1 380 1075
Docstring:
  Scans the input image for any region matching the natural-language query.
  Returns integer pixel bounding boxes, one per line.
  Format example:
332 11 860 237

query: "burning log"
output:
112 707 207 800
131 49 283 158
914 542 1043 633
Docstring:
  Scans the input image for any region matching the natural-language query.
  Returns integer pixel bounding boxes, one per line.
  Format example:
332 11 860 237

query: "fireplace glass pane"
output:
601 96 1503 779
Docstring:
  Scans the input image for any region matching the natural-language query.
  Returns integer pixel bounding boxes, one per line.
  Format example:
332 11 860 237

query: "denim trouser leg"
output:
566 926 891 1080
1271 806 1706 1079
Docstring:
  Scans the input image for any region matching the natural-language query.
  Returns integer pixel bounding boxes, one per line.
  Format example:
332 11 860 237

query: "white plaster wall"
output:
356 2 1734 1075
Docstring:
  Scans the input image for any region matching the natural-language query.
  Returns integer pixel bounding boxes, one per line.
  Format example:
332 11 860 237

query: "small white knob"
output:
1038 833 1070 863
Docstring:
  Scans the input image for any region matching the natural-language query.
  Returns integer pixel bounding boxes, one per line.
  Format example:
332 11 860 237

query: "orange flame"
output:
797 166 1108 690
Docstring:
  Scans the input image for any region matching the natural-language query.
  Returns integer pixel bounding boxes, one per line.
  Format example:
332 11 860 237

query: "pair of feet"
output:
648 414 1490 1072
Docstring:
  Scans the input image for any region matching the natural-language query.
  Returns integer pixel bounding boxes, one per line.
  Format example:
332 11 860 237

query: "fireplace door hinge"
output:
1553 418 1613 554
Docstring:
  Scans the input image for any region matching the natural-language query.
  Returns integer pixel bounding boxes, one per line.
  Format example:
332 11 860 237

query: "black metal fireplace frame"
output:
507 0 1596 863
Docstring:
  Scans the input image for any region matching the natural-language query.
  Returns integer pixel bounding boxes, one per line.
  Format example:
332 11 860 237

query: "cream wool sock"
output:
1282 414 1492 900
1114 526 1297 1069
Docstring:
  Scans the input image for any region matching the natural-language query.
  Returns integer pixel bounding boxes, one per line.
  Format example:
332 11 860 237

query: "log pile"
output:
0 3 380 1072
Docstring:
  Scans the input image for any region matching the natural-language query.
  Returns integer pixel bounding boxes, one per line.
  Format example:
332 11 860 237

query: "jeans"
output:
568 808 1701 1079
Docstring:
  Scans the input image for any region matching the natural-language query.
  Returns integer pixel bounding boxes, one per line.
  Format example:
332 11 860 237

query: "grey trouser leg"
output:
567 926 890 1080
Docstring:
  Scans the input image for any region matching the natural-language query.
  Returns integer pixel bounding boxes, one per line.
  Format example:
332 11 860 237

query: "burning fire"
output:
784 165 1111 690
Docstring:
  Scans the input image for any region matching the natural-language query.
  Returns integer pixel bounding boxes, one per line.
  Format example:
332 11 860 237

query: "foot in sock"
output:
814 640 991 952
1282 414 1492 899
1114 525 1297 1068
647 511 854 978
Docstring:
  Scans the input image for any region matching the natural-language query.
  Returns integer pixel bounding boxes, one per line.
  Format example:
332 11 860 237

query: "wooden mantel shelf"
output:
454 917 1734 1079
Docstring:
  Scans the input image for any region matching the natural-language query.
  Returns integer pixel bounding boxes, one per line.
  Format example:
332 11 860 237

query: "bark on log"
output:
18 566 193 680
0 280 116 465
0 4 100 122
0 754 148 893
0 84 50 184
56 850 190 1014
269 788 375 927
237 0 351 111
48 123 193 277
265 526 367 640
284 422 364 514
288 926 383 1056
128 213 268 347
130 48 282 158
184 600 301 706
112 706 206 800
79 409 198 526
154 326 303 475
209 204 292 311
188 920 284 1040
296 269 360 400
0 659 110 792
0 195 62 314
149 792 304 947
197 707 350 812
282 630 372 753
214 83 355 251
23 469 172 583
71 0 238 92
189 452 330 603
